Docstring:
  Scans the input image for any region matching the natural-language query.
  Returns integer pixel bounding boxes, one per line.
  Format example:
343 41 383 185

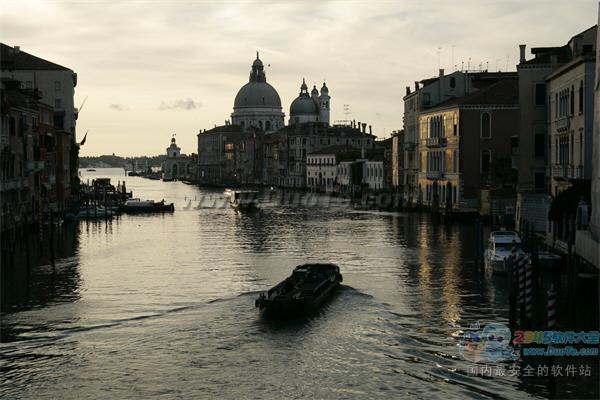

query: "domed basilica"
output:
231 53 330 132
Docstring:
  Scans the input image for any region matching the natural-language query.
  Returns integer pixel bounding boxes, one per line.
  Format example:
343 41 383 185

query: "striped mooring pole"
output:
547 284 557 330
525 258 533 320
518 253 526 306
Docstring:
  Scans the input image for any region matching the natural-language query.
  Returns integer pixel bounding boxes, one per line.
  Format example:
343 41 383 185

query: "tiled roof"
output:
1 43 72 71
429 78 518 110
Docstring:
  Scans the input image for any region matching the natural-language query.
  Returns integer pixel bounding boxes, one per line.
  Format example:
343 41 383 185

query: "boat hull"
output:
256 264 343 317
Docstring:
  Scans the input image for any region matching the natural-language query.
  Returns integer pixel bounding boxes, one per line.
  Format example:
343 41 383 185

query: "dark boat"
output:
122 199 174 213
255 263 343 316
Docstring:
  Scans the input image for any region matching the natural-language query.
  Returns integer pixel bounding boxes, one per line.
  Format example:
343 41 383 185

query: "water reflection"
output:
1 224 81 315
0 170 597 399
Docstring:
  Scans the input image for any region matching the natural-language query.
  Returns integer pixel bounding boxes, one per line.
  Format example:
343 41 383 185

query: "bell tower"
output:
318 82 330 126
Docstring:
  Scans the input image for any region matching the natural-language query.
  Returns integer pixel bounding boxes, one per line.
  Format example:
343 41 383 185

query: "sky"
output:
1 0 597 156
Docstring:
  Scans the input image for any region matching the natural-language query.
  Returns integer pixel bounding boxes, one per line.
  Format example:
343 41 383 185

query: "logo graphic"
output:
458 322 519 363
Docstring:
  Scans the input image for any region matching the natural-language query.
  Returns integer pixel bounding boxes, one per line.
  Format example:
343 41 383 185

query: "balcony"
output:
27 160 45 172
556 117 570 132
551 164 567 179
426 171 444 180
424 137 447 148
0 178 26 192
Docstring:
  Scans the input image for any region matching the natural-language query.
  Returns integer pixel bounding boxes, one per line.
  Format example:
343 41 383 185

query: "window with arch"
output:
480 112 491 138
266 121 271 131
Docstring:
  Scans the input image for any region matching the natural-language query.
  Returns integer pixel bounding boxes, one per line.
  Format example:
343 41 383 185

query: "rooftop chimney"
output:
406 86 411 96
519 44 526 63
368 125 372 135
361 123 367 133
14 45 20 53
439 68 445 77
414 81 419 91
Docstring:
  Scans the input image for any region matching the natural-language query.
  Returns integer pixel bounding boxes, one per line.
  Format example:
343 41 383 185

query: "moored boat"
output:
123 198 174 213
484 231 526 274
77 207 115 219
255 263 343 316
229 190 258 210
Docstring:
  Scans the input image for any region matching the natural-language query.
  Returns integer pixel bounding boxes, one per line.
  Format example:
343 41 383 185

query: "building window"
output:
534 132 545 158
54 81 61 91
570 86 575 115
535 83 546 106
534 172 545 192
450 77 456 89
480 150 491 174
480 112 491 138
54 99 62 109
453 150 457 172
579 81 583 113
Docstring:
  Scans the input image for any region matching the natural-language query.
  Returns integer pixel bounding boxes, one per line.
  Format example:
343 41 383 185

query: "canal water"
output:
1 168 598 399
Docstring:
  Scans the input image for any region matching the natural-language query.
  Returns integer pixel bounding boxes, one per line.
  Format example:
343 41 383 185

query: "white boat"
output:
484 231 525 274
229 190 259 210
77 207 115 219
224 188 234 198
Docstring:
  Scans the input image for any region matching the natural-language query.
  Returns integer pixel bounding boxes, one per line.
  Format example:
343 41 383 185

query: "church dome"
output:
290 95 319 115
290 78 320 115
233 52 282 110
234 82 282 109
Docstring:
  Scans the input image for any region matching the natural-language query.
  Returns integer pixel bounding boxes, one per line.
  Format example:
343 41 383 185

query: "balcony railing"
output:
426 171 444 180
551 164 567 179
424 137 447 147
0 178 26 192
556 117 570 132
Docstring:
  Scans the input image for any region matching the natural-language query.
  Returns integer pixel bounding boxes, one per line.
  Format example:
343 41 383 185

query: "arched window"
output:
265 121 271 131
481 112 491 138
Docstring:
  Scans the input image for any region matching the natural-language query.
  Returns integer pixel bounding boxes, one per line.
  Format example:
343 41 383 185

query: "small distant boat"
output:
229 190 258 210
77 207 114 219
123 198 174 213
484 231 526 274
255 263 343 316
127 171 140 177
86 168 96 172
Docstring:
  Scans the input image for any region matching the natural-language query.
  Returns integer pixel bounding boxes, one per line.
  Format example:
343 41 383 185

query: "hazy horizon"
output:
1 0 597 156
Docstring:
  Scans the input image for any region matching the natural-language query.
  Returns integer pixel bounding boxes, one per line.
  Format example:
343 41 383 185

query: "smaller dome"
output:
321 82 329 95
311 85 319 96
290 96 319 115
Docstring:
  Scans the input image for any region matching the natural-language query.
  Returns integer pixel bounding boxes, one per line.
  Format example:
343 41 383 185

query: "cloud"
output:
109 103 129 111
158 98 201 111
